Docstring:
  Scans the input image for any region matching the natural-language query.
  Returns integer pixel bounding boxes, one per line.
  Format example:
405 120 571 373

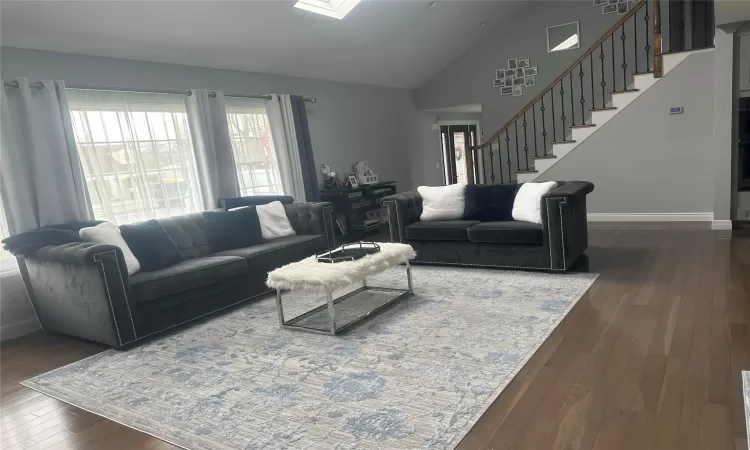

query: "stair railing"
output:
470 0 655 184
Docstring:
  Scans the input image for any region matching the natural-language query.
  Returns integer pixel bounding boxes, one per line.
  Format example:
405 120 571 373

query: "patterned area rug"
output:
744 371 750 450
23 266 597 450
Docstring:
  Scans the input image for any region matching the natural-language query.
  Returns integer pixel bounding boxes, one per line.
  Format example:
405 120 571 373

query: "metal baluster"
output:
481 145 487 184
599 42 606 108
489 140 496 183
579 62 586 124
505 129 512 182
551 88 557 141
634 6 639 74
522 112 529 170
514 120 520 171
532 104 538 158
589 54 595 114
559 80 566 139
611 34 616 92
498 138 505 183
644 0 651 72
691 0 695 49
540 96 548 156
621 24 628 90
569 71 575 126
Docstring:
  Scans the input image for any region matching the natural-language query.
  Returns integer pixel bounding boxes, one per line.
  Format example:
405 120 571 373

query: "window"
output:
225 98 284 196
0 199 16 272
293 0 362 19
68 90 203 224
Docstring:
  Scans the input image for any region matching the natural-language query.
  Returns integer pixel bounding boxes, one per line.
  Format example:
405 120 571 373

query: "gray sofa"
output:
381 181 593 271
22 196 334 349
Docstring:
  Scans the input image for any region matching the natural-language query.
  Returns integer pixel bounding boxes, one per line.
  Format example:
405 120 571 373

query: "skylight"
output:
551 34 579 52
294 0 362 19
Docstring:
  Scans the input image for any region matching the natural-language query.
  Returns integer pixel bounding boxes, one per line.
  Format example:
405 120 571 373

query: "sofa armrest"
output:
541 181 594 270
25 242 137 348
284 202 335 249
381 191 423 243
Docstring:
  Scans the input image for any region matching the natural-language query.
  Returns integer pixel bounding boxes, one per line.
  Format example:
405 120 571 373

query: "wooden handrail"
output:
472 0 647 150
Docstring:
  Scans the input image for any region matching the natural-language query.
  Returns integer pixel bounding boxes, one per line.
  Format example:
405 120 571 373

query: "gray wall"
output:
538 51 715 214
0 272 38 341
1 47 417 192
716 0 750 28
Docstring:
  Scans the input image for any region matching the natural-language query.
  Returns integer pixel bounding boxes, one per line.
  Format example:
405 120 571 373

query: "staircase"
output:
469 0 715 185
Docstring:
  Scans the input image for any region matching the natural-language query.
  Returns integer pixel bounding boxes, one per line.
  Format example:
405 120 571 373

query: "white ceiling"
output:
0 0 525 89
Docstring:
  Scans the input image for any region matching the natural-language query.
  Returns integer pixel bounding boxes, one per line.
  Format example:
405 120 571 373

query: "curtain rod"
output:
2 80 317 103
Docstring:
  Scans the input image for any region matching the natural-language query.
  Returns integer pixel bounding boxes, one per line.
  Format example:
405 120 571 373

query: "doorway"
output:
440 124 478 185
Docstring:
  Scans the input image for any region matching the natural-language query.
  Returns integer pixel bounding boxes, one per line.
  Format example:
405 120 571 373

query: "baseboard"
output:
587 213 714 222
0 318 40 342
711 220 733 231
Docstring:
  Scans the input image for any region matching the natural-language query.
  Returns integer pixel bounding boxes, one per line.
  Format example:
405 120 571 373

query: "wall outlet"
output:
435 162 441 169
431 124 439 130
669 106 684 114
738 208 750 220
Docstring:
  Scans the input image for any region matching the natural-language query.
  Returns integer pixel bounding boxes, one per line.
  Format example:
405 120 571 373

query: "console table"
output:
320 181 396 242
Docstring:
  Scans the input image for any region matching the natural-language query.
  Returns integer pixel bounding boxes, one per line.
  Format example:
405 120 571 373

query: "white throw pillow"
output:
79 222 141 275
512 181 558 224
418 183 467 221
255 201 296 240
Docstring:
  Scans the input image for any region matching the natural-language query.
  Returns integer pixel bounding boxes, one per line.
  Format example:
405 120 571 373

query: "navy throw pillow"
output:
463 183 522 222
202 207 263 252
120 220 181 272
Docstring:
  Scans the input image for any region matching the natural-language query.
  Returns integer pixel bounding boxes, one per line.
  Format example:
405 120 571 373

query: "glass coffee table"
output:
266 243 415 336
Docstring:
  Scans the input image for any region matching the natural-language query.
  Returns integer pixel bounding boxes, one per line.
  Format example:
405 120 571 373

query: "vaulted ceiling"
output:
0 0 526 89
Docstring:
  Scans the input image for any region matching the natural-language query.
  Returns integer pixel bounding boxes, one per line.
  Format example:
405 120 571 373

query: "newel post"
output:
653 0 663 78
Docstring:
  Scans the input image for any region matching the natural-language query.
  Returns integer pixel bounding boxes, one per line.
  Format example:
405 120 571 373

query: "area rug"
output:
744 371 750 450
23 266 597 450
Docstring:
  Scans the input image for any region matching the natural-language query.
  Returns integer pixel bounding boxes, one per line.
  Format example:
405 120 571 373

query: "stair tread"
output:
570 124 596 129
613 88 640 94
633 70 654 75
534 155 557 159
591 106 618 111
551 140 576 144
516 170 539 173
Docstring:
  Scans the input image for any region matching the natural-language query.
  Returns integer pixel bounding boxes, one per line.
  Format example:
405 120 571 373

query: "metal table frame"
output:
275 260 413 336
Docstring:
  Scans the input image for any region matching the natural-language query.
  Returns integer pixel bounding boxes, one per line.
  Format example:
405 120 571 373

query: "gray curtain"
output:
185 89 240 209
289 95 319 202
0 79 92 234
265 94 319 202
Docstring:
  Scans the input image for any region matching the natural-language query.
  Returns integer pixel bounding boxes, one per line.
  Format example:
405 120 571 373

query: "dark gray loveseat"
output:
22 196 333 349
381 181 593 271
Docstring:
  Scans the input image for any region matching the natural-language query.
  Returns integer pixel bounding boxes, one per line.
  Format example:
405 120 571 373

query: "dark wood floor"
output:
1 227 749 450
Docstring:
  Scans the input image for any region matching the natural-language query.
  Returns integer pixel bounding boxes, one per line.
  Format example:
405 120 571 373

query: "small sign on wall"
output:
669 106 684 115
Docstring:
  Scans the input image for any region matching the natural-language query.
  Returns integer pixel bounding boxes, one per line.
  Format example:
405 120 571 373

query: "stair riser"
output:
611 91 641 109
571 127 597 142
590 109 618 126
633 73 658 91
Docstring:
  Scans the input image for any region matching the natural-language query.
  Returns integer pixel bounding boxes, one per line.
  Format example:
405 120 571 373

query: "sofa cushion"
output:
157 213 211 260
212 235 324 259
202 207 263 252
120 220 181 272
405 220 480 242
467 221 543 245
463 183 521 222
130 256 247 303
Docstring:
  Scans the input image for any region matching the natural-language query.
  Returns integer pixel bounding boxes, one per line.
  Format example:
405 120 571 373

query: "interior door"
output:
440 124 478 185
